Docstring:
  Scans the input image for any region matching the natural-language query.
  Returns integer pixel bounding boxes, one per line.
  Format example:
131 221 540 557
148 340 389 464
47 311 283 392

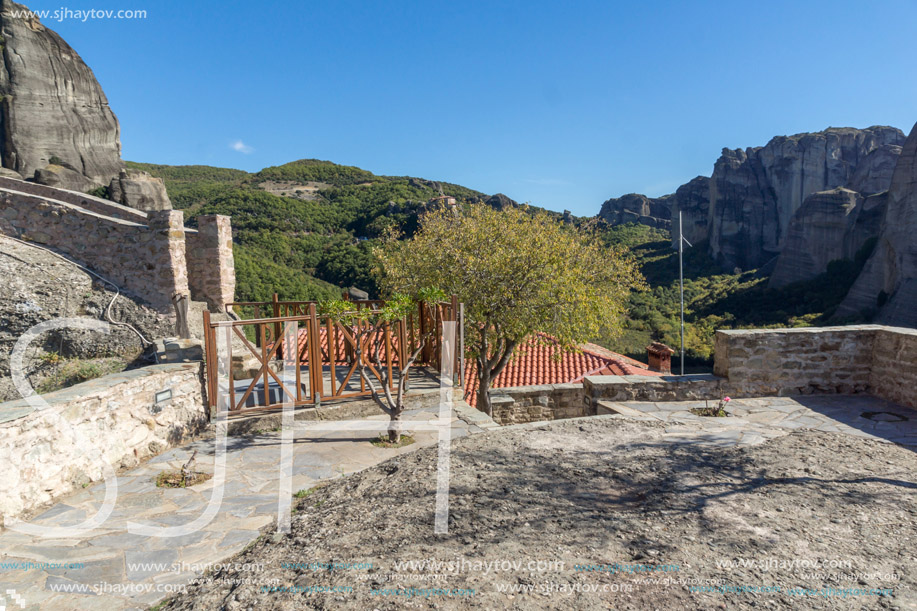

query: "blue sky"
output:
35 0 917 216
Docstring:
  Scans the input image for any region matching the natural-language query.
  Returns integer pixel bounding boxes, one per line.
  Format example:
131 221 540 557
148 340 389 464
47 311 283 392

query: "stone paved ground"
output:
2 394 914 610
0 404 492 610
596 394 917 449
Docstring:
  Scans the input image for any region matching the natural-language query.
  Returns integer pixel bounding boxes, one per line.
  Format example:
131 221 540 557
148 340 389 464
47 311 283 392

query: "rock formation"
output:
708 126 904 270
485 193 519 210
109 169 172 211
0 0 122 188
599 193 672 229
669 176 709 248
838 122 917 327
598 126 906 274
769 188 884 288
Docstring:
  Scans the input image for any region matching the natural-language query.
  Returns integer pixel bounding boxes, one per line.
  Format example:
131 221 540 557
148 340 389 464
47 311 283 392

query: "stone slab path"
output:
0 404 493 610
597 394 917 449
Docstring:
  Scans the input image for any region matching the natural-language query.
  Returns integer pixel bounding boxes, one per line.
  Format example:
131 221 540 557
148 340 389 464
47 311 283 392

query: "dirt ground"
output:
160 417 916 610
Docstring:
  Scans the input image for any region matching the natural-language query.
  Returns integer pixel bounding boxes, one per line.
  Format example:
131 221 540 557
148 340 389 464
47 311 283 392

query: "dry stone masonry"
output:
0 181 235 312
0 362 208 526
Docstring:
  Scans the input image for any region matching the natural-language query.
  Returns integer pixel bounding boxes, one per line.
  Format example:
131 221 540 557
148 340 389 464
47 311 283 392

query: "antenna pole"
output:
679 211 685 376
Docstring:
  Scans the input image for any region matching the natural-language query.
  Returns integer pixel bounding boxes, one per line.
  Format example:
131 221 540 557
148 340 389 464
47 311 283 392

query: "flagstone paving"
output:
2 394 915 610
0 404 490 610
597 394 917 449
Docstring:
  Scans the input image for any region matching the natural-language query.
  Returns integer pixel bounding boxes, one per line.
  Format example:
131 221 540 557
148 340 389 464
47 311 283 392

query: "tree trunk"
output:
477 370 492 416
388 410 402 443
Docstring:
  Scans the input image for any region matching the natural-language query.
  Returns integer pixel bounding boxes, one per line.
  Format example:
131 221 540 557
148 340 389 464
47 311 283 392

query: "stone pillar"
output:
147 210 189 313
187 215 235 312
646 342 675 374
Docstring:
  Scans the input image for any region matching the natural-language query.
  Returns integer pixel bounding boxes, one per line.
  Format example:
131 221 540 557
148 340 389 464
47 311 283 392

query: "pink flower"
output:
723 397 731 402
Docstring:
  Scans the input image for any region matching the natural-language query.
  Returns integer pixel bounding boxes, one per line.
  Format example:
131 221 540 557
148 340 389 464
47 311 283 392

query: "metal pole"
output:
679 211 685 376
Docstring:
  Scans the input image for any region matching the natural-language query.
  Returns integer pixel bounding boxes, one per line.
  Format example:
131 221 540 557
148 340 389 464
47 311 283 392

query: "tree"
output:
376 205 645 414
320 290 444 442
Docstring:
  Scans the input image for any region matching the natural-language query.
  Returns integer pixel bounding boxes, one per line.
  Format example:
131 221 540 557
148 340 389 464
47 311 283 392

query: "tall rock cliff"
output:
598 126 905 276
708 126 904 270
768 188 885 288
0 0 122 188
838 122 917 327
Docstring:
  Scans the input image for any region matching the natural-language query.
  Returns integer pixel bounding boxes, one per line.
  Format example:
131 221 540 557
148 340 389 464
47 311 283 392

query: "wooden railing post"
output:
272 293 282 360
202 309 215 411
308 303 323 401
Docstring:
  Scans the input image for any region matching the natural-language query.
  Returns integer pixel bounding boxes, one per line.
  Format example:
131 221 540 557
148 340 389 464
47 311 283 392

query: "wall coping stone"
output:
0 363 200 425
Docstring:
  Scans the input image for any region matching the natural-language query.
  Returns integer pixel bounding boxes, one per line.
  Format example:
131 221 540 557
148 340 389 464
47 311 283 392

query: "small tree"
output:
377 205 645 414
320 289 444 442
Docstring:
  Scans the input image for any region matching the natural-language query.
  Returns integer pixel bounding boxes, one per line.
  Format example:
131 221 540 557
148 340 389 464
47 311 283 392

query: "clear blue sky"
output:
35 0 917 216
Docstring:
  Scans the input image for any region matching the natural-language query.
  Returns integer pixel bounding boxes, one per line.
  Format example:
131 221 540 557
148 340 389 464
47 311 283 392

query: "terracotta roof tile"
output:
463 332 661 407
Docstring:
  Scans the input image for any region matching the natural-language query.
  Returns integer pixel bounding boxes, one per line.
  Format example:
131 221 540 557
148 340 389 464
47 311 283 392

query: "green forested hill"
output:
127 160 485 303
128 160 869 368
593 223 875 368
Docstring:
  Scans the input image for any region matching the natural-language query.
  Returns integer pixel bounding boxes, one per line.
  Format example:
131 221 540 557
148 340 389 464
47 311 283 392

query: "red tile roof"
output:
462 332 662 406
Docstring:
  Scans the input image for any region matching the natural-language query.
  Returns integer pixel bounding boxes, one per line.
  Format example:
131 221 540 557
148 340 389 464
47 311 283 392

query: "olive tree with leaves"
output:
376 205 645 415
320 289 445 442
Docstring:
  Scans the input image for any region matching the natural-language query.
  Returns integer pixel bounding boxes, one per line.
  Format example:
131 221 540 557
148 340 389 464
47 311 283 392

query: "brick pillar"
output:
188 215 235 312
147 210 189 313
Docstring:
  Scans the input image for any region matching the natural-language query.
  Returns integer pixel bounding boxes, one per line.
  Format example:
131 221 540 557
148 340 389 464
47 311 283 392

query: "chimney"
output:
646 342 675 374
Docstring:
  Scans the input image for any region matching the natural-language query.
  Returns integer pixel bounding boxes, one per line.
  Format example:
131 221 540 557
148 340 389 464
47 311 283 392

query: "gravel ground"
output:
160 417 917 610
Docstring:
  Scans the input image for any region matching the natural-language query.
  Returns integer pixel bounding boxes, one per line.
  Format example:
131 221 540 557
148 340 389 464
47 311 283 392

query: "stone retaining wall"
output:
0 186 235 312
490 325 917 424
0 363 208 527
0 191 187 311
713 326 878 397
871 327 917 408
488 383 588 425
0 176 147 221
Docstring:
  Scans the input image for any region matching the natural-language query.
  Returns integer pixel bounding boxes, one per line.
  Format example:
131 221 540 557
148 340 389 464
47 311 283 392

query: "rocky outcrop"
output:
598 126 906 273
708 126 904 270
109 169 172 211
0 0 122 187
599 193 672 229
839 122 917 327
485 193 518 210
769 188 885 287
669 176 709 247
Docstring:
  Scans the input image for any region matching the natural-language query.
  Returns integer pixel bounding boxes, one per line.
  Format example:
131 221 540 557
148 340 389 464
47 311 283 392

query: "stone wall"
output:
186 215 236 312
0 185 235 312
0 189 188 311
488 383 587 425
0 362 208 526
866 327 917 408
0 176 146 222
713 326 877 396
713 325 917 408
492 325 917 425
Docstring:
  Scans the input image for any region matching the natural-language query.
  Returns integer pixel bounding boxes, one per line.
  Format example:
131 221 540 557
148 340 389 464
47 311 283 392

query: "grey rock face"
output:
599 193 672 230
485 193 519 211
669 176 709 248
599 126 905 273
839 122 917 327
32 163 96 192
768 188 883 288
109 169 172 211
0 0 122 186
708 126 904 270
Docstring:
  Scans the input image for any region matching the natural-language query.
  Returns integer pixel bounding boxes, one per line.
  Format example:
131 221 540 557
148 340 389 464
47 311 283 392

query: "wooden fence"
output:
203 295 462 414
